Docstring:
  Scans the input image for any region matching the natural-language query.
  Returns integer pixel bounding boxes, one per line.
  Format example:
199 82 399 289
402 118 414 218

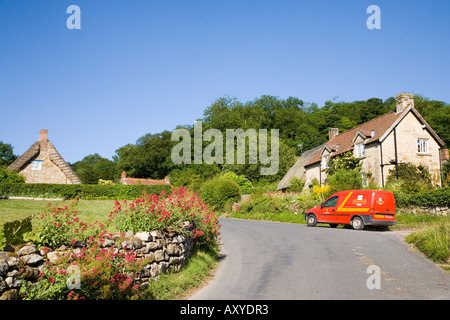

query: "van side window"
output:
323 196 338 207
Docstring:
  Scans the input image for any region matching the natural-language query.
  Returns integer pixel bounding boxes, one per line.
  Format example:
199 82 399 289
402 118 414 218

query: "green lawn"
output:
0 199 115 227
227 210 307 224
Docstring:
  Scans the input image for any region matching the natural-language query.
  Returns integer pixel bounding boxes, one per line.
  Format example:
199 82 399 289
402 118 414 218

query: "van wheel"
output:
352 217 364 230
307 214 317 227
329 224 338 228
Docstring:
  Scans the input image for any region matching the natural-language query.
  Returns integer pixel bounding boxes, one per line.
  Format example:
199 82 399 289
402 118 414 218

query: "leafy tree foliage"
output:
115 131 174 180
71 153 118 184
0 141 24 183
108 93 449 189
0 141 18 167
386 162 433 193
0 166 25 183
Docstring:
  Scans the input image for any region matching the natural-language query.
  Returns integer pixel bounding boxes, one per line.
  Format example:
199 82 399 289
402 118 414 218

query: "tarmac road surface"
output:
191 218 450 300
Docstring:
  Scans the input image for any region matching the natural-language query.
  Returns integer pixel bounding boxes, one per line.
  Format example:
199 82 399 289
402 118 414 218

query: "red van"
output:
305 190 396 230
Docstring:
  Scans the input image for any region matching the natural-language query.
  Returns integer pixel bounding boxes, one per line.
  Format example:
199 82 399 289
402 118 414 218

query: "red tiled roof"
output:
305 109 405 167
122 178 171 186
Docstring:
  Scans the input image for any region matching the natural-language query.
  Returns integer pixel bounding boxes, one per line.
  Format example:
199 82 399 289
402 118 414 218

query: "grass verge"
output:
142 247 219 300
227 211 306 224
404 220 449 265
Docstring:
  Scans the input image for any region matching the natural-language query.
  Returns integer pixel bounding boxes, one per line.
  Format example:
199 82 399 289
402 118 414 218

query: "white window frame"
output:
361 173 369 187
322 154 330 170
356 142 365 158
31 160 43 171
417 138 429 154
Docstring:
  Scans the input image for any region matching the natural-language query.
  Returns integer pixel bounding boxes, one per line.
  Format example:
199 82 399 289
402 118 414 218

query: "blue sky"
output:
1 0 449 163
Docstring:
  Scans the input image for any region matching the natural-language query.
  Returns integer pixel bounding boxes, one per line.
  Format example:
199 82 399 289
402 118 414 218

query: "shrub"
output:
386 162 433 194
199 178 240 210
32 198 105 248
0 166 25 183
239 197 285 215
109 187 220 250
326 168 362 194
394 187 450 208
21 236 149 300
0 183 171 200
287 177 305 192
221 172 252 194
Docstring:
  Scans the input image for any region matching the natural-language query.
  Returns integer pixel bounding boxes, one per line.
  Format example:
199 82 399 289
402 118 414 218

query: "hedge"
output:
394 187 450 208
0 183 172 200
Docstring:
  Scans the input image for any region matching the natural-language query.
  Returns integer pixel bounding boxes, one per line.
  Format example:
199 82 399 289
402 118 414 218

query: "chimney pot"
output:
329 128 339 140
395 93 414 113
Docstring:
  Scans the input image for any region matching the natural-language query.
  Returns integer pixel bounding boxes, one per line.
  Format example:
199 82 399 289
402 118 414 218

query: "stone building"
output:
8 130 82 184
277 93 447 191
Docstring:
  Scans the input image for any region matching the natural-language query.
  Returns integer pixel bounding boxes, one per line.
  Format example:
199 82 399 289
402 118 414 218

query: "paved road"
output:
191 218 449 300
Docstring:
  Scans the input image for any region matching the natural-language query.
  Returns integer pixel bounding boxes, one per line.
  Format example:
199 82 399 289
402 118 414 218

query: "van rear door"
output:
373 192 395 222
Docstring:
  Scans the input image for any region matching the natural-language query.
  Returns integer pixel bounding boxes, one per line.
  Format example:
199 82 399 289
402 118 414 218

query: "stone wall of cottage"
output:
20 155 72 184
381 112 442 186
0 228 193 300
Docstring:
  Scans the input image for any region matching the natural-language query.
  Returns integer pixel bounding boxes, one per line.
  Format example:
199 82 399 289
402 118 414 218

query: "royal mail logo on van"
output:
376 197 384 205
352 195 367 206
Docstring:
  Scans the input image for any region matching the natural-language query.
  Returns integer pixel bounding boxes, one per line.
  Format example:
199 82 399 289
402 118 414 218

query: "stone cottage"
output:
8 130 82 184
277 93 448 191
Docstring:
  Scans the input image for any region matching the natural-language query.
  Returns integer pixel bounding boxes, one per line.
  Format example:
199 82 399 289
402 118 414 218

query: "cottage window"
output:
418 139 428 154
356 142 365 158
361 173 369 187
31 160 43 170
322 155 330 170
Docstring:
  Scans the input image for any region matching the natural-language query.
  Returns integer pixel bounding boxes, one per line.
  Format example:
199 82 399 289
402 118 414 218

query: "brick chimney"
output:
328 128 339 140
39 129 48 141
39 129 48 150
395 93 414 113
121 171 127 179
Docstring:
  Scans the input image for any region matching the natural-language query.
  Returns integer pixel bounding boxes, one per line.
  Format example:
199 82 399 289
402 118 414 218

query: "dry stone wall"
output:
0 227 194 300
398 206 449 216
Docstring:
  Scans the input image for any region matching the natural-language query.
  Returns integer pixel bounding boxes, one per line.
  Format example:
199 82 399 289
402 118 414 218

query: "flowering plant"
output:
33 198 104 248
19 187 220 300
21 234 148 300
109 187 220 249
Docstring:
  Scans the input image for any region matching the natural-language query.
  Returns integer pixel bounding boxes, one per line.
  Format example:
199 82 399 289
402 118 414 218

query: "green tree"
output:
327 169 363 194
221 172 252 194
71 153 118 184
325 151 363 193
325 151 361 176
115 131 174 180
0 141 18 166
0 166 25 183
169 163 221 192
